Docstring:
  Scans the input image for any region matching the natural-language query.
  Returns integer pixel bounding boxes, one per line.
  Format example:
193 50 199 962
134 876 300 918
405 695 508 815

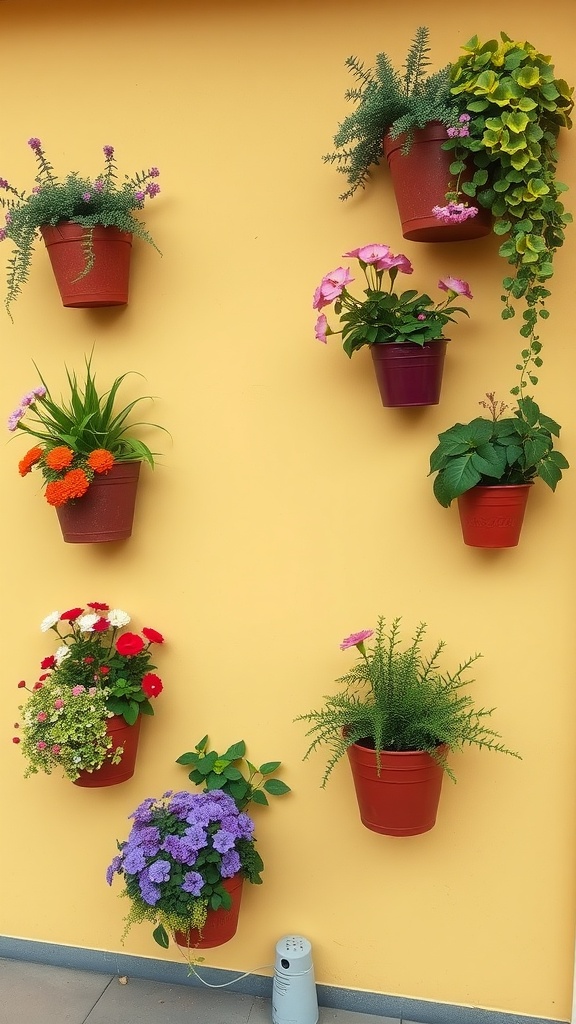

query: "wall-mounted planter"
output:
55 461 141 543
383 123 492 243
457 484 532 548
371 340 447 407
174 874 244 948
40 222 133 307
347 741 447 836
73 715 141 788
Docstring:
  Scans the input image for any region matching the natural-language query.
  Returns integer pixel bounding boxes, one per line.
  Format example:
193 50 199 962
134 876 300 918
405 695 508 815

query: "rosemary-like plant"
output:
296 618 519 785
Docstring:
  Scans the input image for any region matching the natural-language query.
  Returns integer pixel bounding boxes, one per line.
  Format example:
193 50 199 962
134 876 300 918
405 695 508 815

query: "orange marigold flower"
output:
45 480 69 507
87 448 115 474
45 445 74 471
62 468 90 500
18 446 43 477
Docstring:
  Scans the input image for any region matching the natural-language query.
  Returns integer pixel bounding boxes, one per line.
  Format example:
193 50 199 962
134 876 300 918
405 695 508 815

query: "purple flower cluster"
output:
107 789 255 909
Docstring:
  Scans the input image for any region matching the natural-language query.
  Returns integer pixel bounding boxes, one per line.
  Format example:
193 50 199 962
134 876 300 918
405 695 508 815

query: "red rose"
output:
99 666 110 675
84 656 94 664
60 607 84 621
115 633 145 656
92 617 110 632
87 602 109 611
40 656 56 670
17 680 26 688
142 627 165 645
141 673 163 698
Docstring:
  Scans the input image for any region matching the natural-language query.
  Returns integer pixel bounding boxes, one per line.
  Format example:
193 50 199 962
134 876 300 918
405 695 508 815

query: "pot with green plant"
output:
296 618 519 837
107 738 290 950
13 602 165 787
323 27 491 241
429 392 569 547
0 138 161 315
313 244 472 407
8 356 165 543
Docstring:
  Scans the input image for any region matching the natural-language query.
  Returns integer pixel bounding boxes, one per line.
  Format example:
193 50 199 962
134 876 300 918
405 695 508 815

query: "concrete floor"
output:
0 958 402 1024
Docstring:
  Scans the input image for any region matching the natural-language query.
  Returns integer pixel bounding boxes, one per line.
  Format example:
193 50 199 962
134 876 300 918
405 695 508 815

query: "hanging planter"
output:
40 223 133 308
370 340 447 408
55 461 141 544
347 741 447 837
174 875 244 949
457 484 532 549
74 715 142 789
383 124 492 243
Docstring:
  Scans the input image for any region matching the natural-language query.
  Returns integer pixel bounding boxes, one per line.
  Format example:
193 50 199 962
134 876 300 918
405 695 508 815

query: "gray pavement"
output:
0 958 401 1024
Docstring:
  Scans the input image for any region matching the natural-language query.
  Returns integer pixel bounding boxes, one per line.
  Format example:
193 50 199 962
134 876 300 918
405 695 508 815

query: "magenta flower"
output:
103 145 115 160
7 407 25 432
312 267 354 310
31 186 41 194
145 182 160 198
459 113 471 123
28 138 42 151
0 178 8 189
314 313 329 344
134 190 145 202
71 685 86 696
432 203 478 225
36 741 47 750
375 252 413 274
438 277 473 300
51 745 61 755
36 712 47 722
417 313 426 321
340 629 374 651
53 699 64 710
94 179 105 192
0 229 6 242
148 167 160 178
82 192 92 202
343 244 390 264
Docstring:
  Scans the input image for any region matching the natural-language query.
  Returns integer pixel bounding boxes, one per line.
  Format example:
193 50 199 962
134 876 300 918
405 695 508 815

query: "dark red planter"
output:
371 340 447 407
73 714 141 788
40 222 132 307
383 123 492 242
174 875 244 948
55 461 141 544
347 742 447 837
457 484 532 548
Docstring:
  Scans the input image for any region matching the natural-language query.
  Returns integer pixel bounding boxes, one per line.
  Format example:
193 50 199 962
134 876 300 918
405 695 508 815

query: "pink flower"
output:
446 127 459 138
340 629 374 651
459 113 471 123
36 741 47 751
72 685 86 696
342 244 390 264
438 277 473 300
375 252 413 274
432 203 478 225
417 314 426 321
53 699 64 709
36 712 47 722
51 745 61 755
312 267 354 310
314 314 329 344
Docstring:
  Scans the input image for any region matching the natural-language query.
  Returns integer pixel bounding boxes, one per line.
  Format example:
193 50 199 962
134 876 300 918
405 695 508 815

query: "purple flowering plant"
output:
0 138 161 315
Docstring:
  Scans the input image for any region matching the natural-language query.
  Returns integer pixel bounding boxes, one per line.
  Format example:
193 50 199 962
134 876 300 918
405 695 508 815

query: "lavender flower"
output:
182 824 208 850
212 830 236 853
148 859 171 883
7 407 25 432
138 874 161 906
145 182 160 199
148 167 160 178
122 847 147 874
220 850 241 878
182 871 204 896
128 798 155 825
81 192 92 202
105 855 123 885
28 138 42 151
236 813 255 840
103 145 115 160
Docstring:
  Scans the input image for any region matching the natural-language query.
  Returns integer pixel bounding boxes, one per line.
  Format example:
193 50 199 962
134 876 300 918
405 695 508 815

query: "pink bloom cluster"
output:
340 629 374 651
438 276 473 300
432 202 478 225
7 386 47 431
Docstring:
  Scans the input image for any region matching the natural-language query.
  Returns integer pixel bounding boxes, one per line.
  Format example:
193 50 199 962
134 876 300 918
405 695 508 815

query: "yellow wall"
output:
1 1 575 1019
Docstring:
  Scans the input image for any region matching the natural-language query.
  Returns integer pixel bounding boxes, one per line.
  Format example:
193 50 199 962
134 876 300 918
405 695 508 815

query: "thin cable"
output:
184 959 274 989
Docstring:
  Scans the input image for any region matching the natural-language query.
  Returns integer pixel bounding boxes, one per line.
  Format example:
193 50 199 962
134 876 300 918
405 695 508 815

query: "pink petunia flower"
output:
53 699 64 709
314 314 329 344
438 277 473 300
312 267 354 310
340 629 374 651
343 244 390 264
375 252 413 274
432 203 478 225
71 685 86 696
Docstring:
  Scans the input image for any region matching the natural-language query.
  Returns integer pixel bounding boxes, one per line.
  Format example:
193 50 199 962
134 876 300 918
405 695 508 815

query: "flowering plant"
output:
0 138 161 315
9 357 163 508
313 244 472 355
13 602 165 781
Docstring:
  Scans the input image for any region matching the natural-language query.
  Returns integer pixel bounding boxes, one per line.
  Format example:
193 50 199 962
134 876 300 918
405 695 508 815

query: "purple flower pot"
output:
370 340 447 408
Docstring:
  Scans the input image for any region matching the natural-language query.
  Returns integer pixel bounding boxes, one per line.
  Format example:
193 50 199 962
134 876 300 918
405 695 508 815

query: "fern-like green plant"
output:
324 27 459 199
296 617 519 785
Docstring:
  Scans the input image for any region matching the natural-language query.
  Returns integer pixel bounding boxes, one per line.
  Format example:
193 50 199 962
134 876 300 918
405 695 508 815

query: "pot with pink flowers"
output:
313 244 472 408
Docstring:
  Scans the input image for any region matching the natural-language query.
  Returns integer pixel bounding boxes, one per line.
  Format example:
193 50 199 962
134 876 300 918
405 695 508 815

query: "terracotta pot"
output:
55 462 141 544
383 123 492 242
174 874 244 948
73 714 141 788
40 222 132 307
370 340 447 407
347 741 448 836
457 484 532 548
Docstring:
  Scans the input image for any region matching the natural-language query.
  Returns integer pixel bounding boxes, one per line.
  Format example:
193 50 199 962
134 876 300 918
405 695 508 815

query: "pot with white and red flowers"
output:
13 602 166 787
313 244 472 407
8 356 165 543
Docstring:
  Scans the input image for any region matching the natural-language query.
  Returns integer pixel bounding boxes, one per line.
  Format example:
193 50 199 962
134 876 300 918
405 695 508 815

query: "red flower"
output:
60 607 84 621
141 673 163 698
12 737 20 744
142 627 165 644
18 446 43 477
84 656 95 664
38 673 50 682
33 682 44 690
99 666 110 675
17 680 26 688
92 617 110 632
40 656 56 670
87 448 115 474
87 602 109 611
115 633 145 656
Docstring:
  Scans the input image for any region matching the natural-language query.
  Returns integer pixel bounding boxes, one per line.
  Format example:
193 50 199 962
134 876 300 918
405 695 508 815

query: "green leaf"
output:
153 924 170 948
123 702 139 726
221 741 246 761
259 761 281 775
175 752 197 765
263 778 291 796
538 458 562 491
251 789 269 806
222 765 243 780
435 456 481 504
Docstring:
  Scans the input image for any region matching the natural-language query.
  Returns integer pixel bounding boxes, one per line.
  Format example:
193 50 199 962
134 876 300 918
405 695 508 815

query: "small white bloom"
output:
78 613 99 632
54 645 70 665
40 611 60 632
107 608 131 628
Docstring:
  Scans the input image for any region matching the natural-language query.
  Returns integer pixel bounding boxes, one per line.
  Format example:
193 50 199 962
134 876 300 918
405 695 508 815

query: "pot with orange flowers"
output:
13 602 166 787
8 356 165 542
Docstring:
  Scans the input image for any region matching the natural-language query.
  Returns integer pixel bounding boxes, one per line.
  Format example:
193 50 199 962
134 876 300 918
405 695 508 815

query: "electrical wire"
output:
185 962 274 989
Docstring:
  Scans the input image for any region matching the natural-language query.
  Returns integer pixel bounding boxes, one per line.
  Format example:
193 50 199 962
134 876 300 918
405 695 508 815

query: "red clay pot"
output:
73 714 141 788
383 123 492 242
457 484 532 548
40 222 132 307
55 462 141 544
174 875 244 948
347 741 448 836
370 340 447 407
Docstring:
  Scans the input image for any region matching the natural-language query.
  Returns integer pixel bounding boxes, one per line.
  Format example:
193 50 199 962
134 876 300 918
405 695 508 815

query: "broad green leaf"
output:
251 789 269 806
153 924 170 949
123 702 139 726
504 111 529 134
515 66 540 88
538 458 562 490
175 752 197 765
222 766 243 780
263 778 291 796
259 761 281 775
435 456 481 505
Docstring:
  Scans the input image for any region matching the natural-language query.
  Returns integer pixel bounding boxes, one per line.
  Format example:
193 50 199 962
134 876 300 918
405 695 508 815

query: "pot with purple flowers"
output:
313 244 472 408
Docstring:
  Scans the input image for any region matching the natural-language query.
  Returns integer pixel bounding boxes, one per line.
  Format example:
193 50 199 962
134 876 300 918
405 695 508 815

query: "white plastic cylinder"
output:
272 935 319 1024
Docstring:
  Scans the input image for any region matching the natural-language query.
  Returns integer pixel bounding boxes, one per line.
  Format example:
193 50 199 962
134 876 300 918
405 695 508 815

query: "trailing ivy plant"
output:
444 33 573 391
176 736 291 810
324 26 459 199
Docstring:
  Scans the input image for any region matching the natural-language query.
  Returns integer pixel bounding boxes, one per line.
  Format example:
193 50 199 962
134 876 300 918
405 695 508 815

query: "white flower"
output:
78 613 99 632
55 645 70 665
107 608 131 628
40 611 60 632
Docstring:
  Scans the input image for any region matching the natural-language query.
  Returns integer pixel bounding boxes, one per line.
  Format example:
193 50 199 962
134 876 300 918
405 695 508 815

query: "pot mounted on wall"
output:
370 340 448 408
40 223 133 307
55 461 141 543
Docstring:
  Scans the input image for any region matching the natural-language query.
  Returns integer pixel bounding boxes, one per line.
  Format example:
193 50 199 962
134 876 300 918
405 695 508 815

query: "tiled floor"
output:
0 958 401 1024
